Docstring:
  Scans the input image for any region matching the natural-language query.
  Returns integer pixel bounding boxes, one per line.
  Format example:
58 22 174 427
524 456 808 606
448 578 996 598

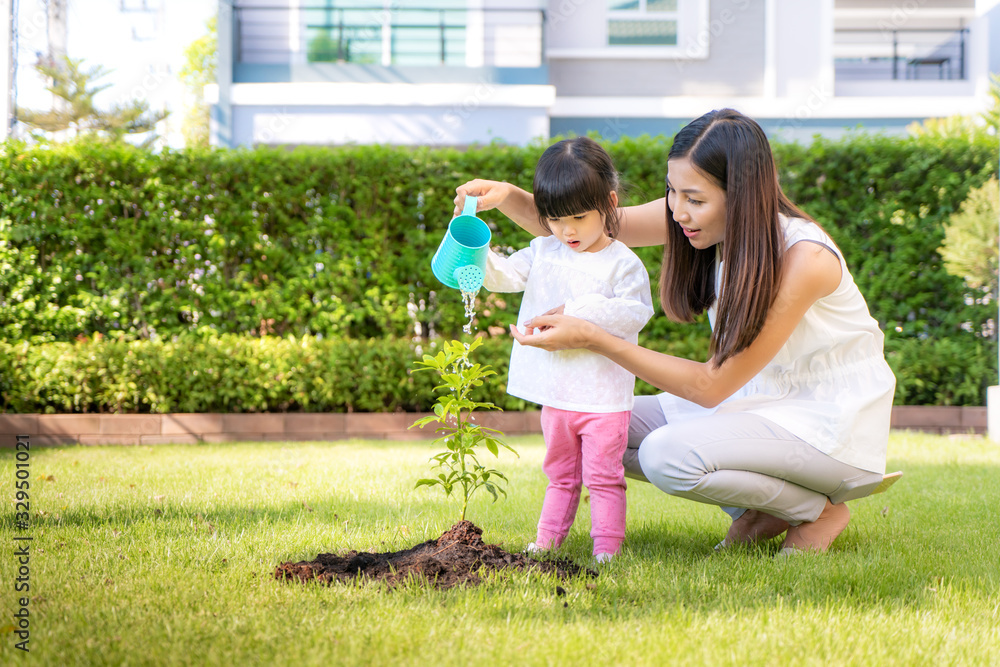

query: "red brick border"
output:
0 407 988 446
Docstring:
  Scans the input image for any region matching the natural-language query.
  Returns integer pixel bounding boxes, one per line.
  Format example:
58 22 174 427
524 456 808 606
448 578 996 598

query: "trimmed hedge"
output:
1 131 997 408
0 332 990 413
0 334 677 414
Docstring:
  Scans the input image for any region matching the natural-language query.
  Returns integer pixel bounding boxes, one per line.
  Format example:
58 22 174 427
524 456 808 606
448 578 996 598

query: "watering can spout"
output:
454 265 484 294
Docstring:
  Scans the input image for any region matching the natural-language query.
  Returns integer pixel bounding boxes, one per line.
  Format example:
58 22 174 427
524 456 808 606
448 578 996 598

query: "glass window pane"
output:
608 19 677 45
646 0 678 11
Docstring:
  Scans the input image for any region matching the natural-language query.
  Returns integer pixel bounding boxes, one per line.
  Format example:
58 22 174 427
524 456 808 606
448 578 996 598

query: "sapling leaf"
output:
410 415 438 429
409 337 519 523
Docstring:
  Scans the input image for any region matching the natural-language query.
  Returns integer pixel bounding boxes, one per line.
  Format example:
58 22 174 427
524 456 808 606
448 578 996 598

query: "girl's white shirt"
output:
657 215 896 473
484 235 654 413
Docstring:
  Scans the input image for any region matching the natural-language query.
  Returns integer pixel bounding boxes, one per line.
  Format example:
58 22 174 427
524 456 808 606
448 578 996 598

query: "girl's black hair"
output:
533 136 621 237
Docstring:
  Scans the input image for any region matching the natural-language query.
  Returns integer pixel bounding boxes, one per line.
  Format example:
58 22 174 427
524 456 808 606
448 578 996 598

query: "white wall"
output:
232 104 549 146
772 0 834 99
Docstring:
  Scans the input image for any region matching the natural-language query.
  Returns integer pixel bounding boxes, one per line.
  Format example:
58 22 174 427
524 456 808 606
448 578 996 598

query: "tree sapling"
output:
410 338 518 522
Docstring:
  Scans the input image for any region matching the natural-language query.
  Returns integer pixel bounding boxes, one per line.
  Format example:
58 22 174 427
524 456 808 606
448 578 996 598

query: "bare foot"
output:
780 500 850 553
719 509 790 548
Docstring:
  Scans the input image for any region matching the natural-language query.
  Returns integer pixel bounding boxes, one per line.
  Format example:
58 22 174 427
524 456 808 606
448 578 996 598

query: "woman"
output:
455 109 896 554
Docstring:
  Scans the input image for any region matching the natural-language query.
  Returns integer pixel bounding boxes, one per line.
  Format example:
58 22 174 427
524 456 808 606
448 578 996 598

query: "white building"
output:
210 0 1000 147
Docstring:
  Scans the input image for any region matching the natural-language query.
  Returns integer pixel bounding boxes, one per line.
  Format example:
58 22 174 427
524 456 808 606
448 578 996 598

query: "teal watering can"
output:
431 195 491 293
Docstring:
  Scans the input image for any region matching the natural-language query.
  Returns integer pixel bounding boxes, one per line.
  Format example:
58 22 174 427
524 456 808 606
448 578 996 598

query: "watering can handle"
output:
461 195 478 217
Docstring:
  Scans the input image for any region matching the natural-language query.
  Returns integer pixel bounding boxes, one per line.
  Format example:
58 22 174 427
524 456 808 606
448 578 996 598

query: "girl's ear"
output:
609 190 619 209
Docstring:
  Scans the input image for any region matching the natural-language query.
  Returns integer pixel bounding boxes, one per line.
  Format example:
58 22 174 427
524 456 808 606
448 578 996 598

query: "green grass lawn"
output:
1 431 998 666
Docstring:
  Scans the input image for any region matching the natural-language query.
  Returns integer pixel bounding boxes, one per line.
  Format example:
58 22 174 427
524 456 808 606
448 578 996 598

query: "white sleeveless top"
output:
656 215 896 473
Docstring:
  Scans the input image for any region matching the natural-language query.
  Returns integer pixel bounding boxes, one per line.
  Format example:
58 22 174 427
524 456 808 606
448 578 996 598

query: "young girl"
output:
456 110 896 555
480 137 654 562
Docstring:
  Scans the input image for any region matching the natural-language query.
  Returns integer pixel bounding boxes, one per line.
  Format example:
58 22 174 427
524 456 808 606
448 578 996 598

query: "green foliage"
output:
773 131 996 370
16 56 168 144
0 131 997 405
410 338 518 521
0 333 511 414
939 176 999 297
885 335 998 406
0 331 992 413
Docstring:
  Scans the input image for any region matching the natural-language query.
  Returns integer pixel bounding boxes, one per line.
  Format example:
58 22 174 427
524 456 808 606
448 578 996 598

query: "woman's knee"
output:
637 429 700 493
628 396 666 450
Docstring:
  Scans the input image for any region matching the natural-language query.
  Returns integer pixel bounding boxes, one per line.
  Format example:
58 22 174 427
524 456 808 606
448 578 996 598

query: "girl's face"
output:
666 157 727 250
545 190 617 254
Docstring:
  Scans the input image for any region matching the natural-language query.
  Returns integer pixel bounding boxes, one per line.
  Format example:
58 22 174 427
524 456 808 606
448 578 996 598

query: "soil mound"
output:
274 520 594 589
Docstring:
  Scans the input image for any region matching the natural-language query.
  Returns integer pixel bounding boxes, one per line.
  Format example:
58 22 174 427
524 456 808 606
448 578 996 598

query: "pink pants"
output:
536 406 631 556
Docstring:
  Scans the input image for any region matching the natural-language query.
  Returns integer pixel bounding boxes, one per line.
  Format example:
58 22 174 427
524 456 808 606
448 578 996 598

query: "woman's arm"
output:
454 180 547 236
511 242 842 407
617 197 669 248
455 180 670 248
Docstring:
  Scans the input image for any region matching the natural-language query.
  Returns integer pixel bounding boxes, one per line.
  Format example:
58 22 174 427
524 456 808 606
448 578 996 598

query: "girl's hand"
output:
509 314 601 352
454 179 512 216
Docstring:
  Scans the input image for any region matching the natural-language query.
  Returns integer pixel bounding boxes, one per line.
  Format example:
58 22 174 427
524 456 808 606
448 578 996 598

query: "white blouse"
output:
656 216 896 473
484 235 654 413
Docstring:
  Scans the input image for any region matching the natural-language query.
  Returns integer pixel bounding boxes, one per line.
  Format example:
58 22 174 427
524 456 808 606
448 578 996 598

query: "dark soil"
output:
274 520 595 589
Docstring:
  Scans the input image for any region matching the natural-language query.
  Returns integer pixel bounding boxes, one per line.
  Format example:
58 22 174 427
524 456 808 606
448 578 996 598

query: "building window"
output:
305 0 466 66
607 0 679 47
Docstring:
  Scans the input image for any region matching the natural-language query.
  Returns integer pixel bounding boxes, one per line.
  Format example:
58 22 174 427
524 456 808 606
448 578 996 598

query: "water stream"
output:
461 290 477 336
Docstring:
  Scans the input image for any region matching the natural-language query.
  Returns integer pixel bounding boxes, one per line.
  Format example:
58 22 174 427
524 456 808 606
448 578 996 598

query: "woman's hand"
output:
509 314 603 352
539 304 565 319
518 304 565 333
454 179 513 216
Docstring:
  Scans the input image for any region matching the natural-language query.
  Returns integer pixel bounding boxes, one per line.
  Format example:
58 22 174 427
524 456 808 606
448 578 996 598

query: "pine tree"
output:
16 56 168 143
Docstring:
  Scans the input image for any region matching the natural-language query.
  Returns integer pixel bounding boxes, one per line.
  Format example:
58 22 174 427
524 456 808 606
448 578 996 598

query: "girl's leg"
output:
637 413 882 548
536 406 583 549
579 410 631 556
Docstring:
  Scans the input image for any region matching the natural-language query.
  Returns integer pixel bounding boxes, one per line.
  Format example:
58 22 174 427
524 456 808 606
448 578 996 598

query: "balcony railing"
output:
834 28 968 81
234 4 546 68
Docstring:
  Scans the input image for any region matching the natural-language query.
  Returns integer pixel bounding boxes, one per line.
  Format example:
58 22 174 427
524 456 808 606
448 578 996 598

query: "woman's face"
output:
666 157 727 250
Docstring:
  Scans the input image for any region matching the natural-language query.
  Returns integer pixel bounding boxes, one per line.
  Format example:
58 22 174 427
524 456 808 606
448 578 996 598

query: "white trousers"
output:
624 396 883 524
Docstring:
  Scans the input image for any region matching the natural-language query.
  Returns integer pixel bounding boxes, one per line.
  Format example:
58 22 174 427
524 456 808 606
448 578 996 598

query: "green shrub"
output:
0 333 984 413
885 335 998 406
0 334 516 414
1 131 996 406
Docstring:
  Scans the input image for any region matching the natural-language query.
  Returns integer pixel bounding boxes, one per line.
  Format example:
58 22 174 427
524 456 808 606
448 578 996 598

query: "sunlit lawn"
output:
1 431 998 666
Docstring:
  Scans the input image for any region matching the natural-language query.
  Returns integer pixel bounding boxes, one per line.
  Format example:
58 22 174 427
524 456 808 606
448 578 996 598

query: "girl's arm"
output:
455 180 670 249
563 259 653 339
483 245 535 293
511 242 842 407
